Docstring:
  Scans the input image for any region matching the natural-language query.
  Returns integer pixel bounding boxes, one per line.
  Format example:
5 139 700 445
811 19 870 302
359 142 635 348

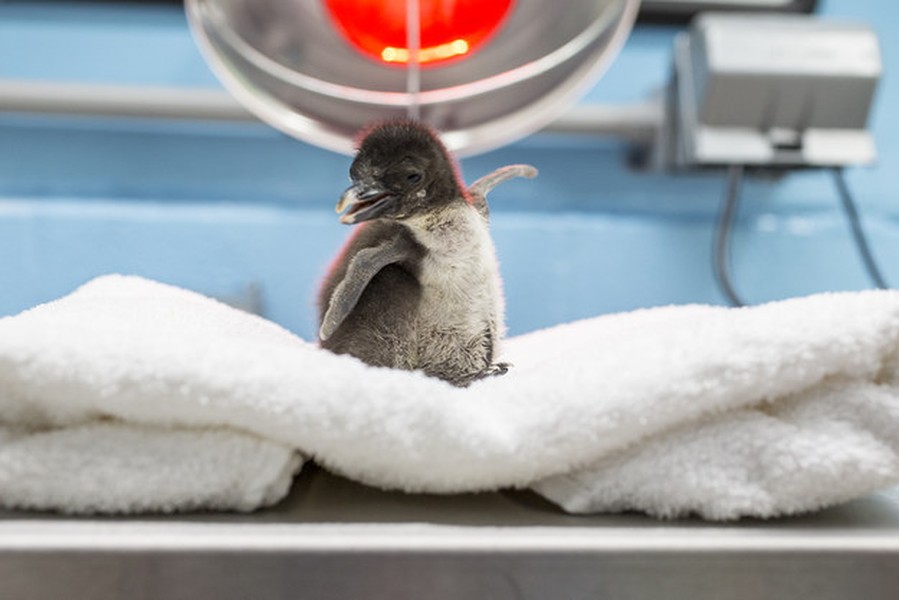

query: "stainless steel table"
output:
2 466 898 599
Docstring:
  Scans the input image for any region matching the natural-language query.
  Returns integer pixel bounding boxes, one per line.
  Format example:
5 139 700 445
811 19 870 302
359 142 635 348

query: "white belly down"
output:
406 205 505 379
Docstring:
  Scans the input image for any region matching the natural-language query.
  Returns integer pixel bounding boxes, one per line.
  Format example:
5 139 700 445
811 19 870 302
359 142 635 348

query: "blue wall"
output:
0 0 896 339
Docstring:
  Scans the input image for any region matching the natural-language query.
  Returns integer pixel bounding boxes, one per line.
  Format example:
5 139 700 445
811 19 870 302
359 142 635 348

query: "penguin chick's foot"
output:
448 362 512 388
485 362 512 377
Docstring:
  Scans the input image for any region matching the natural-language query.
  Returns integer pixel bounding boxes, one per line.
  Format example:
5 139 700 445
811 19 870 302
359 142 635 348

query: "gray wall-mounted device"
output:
670 13 881 167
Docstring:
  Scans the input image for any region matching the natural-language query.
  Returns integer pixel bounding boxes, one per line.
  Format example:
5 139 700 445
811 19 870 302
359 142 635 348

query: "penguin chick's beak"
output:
336 182 397 224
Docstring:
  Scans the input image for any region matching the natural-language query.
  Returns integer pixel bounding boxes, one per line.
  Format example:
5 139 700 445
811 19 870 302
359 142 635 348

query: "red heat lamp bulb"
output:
323 0 515 67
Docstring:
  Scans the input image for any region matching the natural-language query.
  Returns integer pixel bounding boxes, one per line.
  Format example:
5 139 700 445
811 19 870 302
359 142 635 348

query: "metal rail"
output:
0 79 663 142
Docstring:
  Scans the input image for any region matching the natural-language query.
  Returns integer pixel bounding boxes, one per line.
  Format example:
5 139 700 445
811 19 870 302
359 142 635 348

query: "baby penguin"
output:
317 120 537 387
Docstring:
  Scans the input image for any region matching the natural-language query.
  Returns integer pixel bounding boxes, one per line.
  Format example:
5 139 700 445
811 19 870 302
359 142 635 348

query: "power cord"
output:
712 166 890 308
713 164 746 307
832 167 890 290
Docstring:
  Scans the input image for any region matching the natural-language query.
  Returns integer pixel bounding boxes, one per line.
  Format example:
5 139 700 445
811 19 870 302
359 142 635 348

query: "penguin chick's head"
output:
336 120 463 225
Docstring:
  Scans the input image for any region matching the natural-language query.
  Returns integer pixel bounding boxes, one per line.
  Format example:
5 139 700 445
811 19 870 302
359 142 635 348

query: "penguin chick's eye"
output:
406 172 423 184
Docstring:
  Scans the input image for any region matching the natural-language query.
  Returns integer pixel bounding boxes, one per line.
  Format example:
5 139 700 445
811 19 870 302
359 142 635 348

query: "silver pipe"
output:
0 79 662 142
0 80 251 121
549 102 662 141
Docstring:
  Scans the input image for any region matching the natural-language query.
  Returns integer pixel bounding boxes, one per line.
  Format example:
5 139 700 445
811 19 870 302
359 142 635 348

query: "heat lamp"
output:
187 0 639 155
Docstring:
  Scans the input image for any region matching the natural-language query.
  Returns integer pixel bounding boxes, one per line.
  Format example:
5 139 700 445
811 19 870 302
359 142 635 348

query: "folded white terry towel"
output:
1 275 898 519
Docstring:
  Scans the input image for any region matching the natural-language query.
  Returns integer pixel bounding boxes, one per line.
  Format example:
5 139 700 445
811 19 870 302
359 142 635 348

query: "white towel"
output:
1 275 898 519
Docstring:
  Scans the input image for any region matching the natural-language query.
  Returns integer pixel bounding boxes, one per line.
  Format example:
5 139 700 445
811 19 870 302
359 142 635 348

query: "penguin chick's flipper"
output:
319 235 419 341
467 164 538 218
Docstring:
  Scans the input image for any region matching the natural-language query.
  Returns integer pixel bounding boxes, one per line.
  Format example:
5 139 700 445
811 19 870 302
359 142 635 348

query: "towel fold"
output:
1 275 898 519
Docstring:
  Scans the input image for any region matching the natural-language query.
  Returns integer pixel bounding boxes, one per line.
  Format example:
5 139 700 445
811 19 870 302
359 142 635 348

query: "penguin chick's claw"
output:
468 362 512 385
468 164 537 218
485 362 512 377
451 362 512 388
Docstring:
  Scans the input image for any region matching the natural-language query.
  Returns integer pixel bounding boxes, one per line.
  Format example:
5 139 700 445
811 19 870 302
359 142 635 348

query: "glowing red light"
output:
323 0 515 66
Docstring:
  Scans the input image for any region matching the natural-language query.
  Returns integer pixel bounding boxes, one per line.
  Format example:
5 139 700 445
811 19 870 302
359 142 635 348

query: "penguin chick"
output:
317 120 537 387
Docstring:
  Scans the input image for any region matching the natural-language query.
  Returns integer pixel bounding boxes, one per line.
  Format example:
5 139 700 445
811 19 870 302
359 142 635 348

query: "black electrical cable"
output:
714 166 889 309
713 164 747 307
832 167 890 290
